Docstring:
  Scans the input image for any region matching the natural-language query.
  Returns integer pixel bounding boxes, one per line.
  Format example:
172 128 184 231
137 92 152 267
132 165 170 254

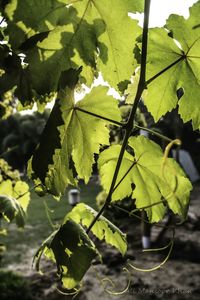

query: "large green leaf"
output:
143 1 200 128
98 136 192 222
5 0 142 94
65 203 127 256
31 86 121 197
34 220 100 290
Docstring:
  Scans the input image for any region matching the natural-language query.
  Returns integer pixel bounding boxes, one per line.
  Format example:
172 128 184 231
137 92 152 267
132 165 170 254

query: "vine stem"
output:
0 17 5 25
86 0 151 234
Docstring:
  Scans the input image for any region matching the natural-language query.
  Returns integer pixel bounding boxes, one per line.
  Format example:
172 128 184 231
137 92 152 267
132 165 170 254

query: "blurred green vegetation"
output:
0 110 50 171
0 270 33 300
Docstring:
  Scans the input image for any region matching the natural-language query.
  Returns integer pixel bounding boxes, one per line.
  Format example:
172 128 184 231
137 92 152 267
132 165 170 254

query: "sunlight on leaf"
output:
5 0 142 94
34 219 100 290
65 203 127 256
144 1 200 128
98 135 192 222
31 86 121 197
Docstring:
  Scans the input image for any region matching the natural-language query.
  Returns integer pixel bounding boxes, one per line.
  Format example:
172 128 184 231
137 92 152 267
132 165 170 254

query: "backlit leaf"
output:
34 220 100 290
144 2 200 128
0 179 30 213
66 203 127 256
98 136 192 222
0 159 30 226
31 86 121 197
0 195 26 227
5 0 142 94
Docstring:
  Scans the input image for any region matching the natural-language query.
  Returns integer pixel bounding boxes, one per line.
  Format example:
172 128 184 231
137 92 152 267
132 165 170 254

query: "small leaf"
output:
0 159 30 222
0 195 25 227
34 220 100 290
0 179 30 213
98 136 192 222
66 203 127 256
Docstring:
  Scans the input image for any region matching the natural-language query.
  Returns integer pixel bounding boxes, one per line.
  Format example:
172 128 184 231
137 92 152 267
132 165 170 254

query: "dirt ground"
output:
3 184 200 300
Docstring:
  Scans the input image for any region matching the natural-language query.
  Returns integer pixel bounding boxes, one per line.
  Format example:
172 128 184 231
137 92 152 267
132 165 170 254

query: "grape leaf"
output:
5 0 142 94
99 144 135 201
13 181 30 212
34 220 100 290
31 86 121 197
0 195 26 227
0 159 30 215
4 0 71 49
0 179 30 213
166 1 200 53
144 2 200 128
65 203 127 256
144 28 183 120
98 136 192 222
166 1 200 128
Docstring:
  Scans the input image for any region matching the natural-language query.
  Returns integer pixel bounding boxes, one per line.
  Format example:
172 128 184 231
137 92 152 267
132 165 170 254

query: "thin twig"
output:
0 17 5 26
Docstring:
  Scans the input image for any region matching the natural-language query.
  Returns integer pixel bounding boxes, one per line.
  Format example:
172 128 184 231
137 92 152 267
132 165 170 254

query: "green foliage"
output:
34 202 127 289
143 2 200 128
0 195 25 227
66 203 127 255
34 219 100 289
0 159 30 226
0 110 49 170
4 0 142 97
0 91 16 119
1 0 199 291
30 86 121 197
98 136 192 222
